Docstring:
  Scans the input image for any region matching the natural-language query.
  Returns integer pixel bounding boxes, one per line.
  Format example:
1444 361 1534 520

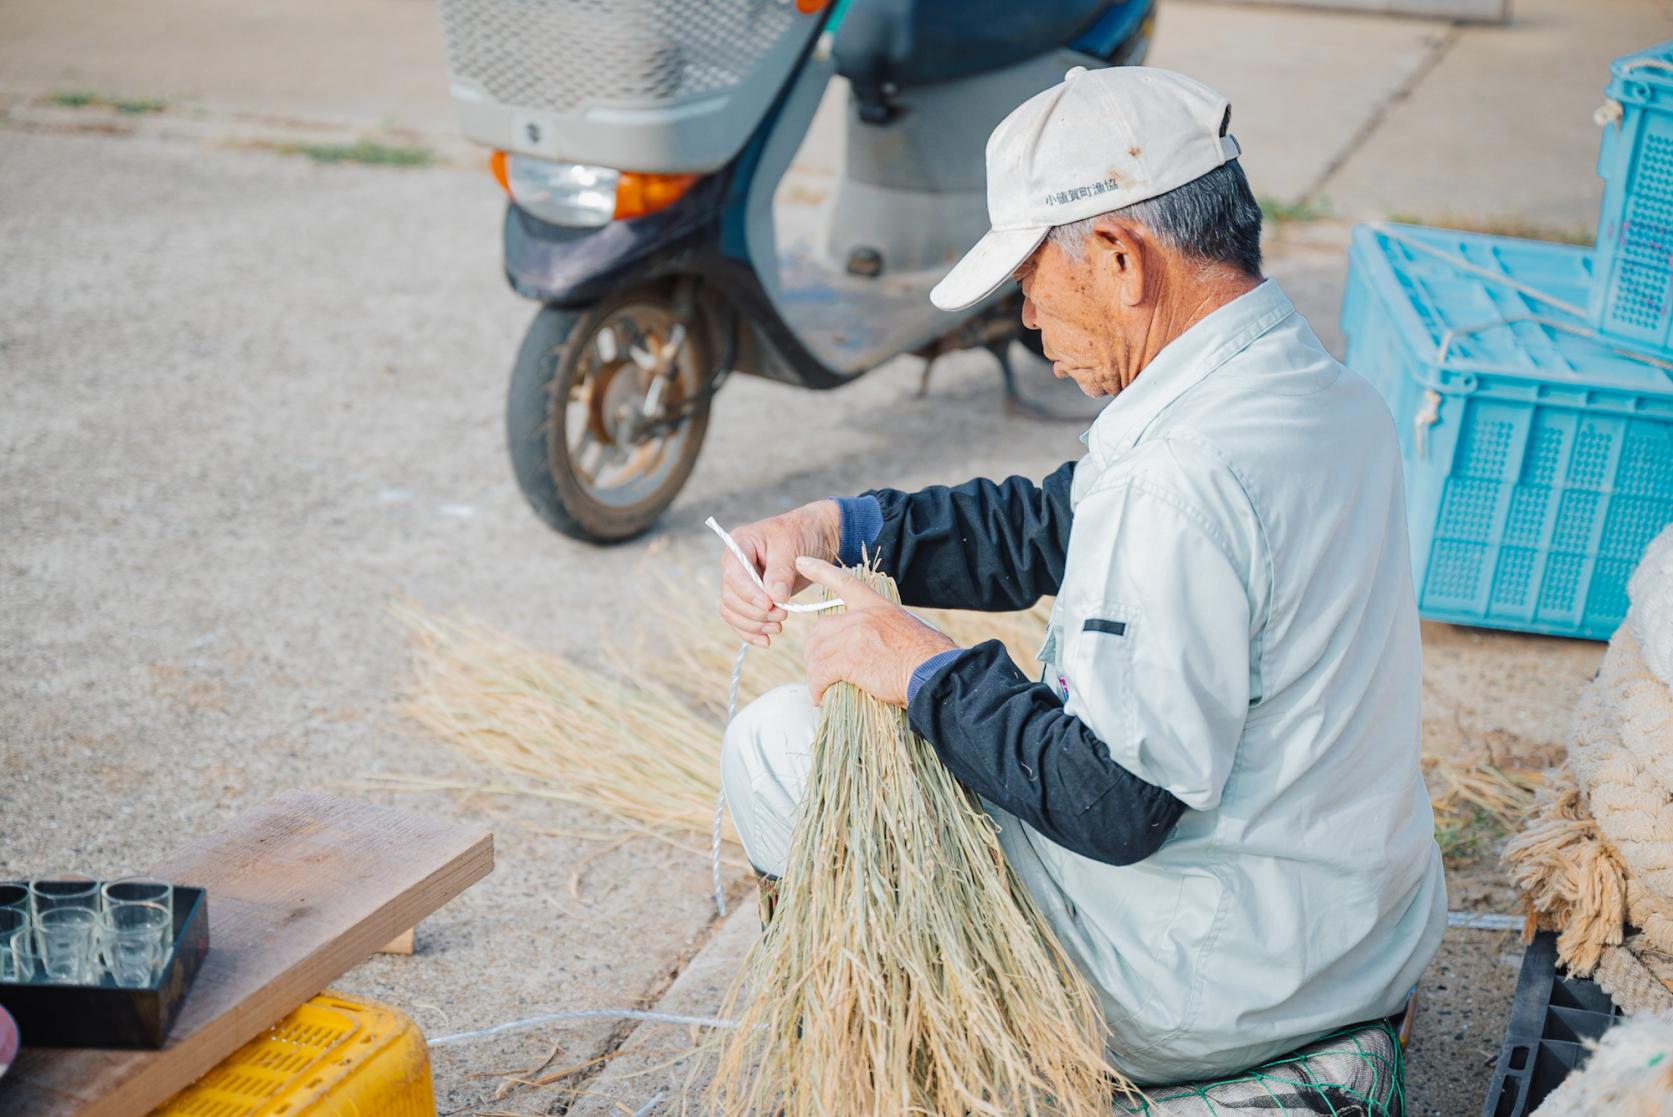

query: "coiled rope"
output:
1504 526 1673 1015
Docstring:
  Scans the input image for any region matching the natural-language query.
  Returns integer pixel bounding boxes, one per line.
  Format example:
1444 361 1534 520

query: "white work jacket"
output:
989 279 1448 1084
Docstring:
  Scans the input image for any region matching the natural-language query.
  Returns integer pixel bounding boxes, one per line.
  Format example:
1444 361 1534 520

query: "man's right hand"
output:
718 500 843 647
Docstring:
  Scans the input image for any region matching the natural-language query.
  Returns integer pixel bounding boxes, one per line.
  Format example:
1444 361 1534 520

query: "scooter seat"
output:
1117 1019 1404 1116
833 0 1109 93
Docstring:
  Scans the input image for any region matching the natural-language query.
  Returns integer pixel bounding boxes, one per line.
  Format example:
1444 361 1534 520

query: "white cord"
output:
704 517 844 919
1366 222 1673 385
710 794 730 918
630 1090 669 1117
1365 221 1588 319
709 640 747 919
429 1008 741 1047
1446 911 1523 931
704 517 844 613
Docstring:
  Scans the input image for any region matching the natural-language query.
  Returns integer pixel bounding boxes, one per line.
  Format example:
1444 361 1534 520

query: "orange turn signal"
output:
489 149 510 194
613 172 699 220
795 0 828 11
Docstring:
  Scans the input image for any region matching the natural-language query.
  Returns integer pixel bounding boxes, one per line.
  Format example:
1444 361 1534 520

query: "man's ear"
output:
1091 216 1149 308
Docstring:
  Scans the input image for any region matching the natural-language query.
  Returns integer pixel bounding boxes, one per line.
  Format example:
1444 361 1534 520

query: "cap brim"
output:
929 226 1050 312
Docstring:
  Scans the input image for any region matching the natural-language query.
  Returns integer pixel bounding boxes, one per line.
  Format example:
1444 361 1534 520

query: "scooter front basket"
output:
437 0 825 174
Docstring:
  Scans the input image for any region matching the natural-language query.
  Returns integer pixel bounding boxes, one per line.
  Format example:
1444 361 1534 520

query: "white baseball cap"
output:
930 65 1242 312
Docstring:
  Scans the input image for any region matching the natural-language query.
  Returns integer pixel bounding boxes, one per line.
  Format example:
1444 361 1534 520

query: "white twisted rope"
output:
1367 222 1673 385
703 517 844 614
429 1007 741 1047
703 517 844 918
1595 57 1673 128
709 641 747 919
1366 221 1587 319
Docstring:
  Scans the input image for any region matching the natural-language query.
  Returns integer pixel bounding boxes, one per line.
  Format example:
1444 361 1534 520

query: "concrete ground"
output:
1 0 1659 1113
1152 0 1673 230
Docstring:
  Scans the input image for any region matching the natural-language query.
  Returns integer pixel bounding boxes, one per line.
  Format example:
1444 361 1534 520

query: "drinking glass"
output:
103 902 170 989
0 883 27 920
10 928 39 984
30 875 100 919
102 878 172 927
0 908 29 981
38 908 98 984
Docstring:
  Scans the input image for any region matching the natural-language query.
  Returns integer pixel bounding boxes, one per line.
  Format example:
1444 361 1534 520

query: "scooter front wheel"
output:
506 293 712 544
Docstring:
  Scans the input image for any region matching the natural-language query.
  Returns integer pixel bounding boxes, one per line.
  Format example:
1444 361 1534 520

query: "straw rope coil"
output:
1504 526 1673 1016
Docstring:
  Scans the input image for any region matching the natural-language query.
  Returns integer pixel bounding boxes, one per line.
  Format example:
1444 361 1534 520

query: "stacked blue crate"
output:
1590 39 1673 353
1341 223 1673 640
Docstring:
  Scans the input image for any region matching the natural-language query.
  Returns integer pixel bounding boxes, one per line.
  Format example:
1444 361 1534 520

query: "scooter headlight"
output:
489 152 700 226
503 155 619 227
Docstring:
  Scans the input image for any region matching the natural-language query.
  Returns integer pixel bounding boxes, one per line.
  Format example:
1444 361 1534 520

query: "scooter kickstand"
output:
913 344 939 399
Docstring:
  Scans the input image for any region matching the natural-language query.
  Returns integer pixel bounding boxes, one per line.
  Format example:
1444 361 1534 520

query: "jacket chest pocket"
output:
1056 598 1141 735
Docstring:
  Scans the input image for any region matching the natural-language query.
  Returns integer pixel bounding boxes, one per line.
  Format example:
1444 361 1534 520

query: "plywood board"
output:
0 791 493 1117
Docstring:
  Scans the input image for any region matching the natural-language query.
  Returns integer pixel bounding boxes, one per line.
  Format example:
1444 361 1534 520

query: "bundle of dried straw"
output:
706 570 1127 1117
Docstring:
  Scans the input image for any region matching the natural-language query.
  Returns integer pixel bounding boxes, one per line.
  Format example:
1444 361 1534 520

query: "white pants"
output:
719 683 822 877
719 682 1041 878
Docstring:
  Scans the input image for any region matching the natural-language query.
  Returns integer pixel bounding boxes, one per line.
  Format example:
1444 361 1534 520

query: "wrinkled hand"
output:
718 500 842 647
797 557 958 706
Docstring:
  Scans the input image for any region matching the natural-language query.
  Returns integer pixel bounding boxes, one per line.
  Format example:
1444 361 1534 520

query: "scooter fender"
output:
502 172 731 309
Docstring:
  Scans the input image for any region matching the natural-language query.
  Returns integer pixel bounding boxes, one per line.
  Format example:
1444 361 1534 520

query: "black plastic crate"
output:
0 884 209 1048
1481 931 1624 1117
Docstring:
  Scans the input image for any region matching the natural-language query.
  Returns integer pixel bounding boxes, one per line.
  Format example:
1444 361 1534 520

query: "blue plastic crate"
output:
1342 222 1673 640
1590 38 1673 352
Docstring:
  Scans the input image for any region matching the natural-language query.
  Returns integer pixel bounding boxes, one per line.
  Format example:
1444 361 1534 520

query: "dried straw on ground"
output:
391 601 731 844
1425 760 1542 823
706 570 1126 1117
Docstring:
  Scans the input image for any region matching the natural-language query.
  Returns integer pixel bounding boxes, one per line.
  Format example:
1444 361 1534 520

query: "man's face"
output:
1014 236 1143 399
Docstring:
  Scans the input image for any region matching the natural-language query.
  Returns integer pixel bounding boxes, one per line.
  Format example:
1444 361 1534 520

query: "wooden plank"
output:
0 790 493 1117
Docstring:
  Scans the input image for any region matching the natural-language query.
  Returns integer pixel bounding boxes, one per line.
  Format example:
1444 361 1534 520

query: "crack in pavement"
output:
1301 23 1463 208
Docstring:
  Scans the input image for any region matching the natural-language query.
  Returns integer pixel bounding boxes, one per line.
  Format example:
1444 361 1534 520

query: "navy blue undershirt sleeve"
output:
831 495 884 567
906 640 1186 867
861 461 1077 611
905 647 964 703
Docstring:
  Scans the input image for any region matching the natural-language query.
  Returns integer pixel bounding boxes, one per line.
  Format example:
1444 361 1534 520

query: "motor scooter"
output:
436 0 1156 542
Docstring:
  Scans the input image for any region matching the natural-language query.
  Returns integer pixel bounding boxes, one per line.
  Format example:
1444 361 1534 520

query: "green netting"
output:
1114 1020 1404 1116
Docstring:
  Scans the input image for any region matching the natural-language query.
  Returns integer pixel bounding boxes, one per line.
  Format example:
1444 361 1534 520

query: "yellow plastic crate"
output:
151 991 434 1117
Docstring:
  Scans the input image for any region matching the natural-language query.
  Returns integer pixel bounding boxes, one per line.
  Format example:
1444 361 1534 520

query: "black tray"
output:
0 885 209 1048
1480 931 1624 1117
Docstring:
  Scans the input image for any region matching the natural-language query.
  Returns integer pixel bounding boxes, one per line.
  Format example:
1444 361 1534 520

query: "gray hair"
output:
1047 160 1263 276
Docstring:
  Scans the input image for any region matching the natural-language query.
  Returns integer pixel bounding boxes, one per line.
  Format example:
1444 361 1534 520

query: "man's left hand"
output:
796 556 958 706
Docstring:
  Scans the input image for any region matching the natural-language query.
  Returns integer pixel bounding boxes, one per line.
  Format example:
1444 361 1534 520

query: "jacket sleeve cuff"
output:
831 495 884 567
906 647 966 704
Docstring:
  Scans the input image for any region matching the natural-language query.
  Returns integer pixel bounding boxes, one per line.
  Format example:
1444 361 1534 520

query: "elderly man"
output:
717 65 1446 1085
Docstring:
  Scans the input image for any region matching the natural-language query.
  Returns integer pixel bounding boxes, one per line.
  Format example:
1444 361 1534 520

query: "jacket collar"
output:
1083 279 1295 463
